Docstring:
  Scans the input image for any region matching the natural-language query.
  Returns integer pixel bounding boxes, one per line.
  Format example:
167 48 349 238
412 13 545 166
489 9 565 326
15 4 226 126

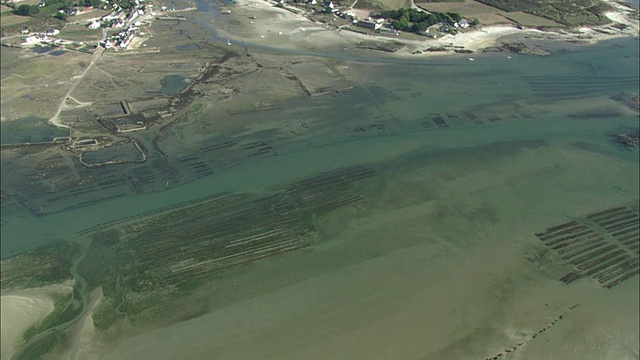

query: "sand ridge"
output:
0 281 73 359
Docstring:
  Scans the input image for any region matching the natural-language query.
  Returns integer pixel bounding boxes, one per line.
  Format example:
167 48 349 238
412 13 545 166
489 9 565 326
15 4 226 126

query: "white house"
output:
23 35 39 44
44 29 60 36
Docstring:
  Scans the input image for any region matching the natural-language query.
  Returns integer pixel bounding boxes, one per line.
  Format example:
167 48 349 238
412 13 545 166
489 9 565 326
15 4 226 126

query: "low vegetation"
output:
1 242 73 291
21 292 81 342
92 296 123 331
476 0 612 26
379 7 474 32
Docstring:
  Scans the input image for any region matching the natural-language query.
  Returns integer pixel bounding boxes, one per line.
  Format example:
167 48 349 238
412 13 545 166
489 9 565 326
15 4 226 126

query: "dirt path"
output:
48 47 105 132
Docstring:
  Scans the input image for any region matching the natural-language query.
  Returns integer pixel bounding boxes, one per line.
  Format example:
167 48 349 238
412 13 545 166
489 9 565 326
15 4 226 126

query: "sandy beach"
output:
1 296 53 359
431 0 639 52
0 281 73 360
61 287 104 360
215 0 639 58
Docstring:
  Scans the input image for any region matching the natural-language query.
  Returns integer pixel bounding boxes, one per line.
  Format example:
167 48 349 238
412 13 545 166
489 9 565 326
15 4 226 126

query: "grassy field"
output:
355 0 411 11
71 9 109 22
59 25 102 41
1 4 14 13
417 0 607 27
503 11 562 27
476 0 612 26
0 13 31 26
415 0 512 25
12 0 42 5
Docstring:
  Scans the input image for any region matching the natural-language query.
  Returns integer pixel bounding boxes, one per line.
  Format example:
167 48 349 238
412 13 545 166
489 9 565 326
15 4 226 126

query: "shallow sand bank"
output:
219 0 638 58
0 281 73 359
1 295 54 359
63 287 104 360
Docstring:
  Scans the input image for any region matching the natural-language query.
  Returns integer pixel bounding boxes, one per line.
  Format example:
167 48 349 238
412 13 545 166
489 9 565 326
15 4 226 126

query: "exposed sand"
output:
1 296 54 360
0 281 74 360
215 0 357 51
88 134 639 360
433 25 522 51
219 0 638 58
63 287 104 360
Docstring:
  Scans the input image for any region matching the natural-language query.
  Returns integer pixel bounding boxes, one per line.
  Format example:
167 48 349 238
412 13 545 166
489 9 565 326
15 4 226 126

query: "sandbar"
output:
1 295 54 360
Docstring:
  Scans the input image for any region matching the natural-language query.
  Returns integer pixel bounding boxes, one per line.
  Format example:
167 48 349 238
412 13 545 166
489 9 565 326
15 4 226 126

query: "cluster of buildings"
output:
353 18 384 30
271 0 471 38
101 24 139 48
22 29 61 45
58 5 94 17
421 19 470 37
273 0 341 13
87 0 146 29
84 0 148 49
43 29 60 36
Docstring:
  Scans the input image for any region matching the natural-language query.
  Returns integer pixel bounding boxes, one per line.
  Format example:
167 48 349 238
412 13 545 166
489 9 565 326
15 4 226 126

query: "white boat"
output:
227 39 231 45
468 57 475 61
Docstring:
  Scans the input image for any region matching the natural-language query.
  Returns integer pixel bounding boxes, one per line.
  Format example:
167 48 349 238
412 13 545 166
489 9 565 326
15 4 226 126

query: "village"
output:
2 0 476 54
261 0 474 38
1 0 191 51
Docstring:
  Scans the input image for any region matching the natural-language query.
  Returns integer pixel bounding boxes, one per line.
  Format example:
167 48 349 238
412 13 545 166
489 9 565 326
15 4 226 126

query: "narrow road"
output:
48 47 105 131
409 0 426 12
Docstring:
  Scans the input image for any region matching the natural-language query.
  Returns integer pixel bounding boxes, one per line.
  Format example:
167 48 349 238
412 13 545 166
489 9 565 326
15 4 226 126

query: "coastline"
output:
18 0 636 132
218 0 639 58
62 287 104 360
1 21 638 359
0 281 74 360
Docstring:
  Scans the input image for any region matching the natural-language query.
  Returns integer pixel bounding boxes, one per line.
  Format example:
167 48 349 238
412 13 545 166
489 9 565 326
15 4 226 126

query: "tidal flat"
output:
1 5 639 359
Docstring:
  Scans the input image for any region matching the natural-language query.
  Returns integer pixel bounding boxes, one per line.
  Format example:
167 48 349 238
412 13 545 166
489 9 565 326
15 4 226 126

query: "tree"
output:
392 18 410 31
55 11 67 20
408 9 426 23
426 13 439 26
380 9 400 19
447 12 462 22
84 0 102 6
15 4 40 16
411 21 429 33
440 13 454 25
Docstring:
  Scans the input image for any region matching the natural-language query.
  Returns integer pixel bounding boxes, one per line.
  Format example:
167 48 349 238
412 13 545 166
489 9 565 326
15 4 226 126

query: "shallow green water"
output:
0 117 70 145
1 38 638 257
161 74 193 95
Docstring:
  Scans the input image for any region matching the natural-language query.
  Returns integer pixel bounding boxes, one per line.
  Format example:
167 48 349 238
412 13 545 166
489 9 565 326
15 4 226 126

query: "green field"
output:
355 0 411 11
476 0 612 26
504 10 563 27
59 25 102 41
0 13 31 26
